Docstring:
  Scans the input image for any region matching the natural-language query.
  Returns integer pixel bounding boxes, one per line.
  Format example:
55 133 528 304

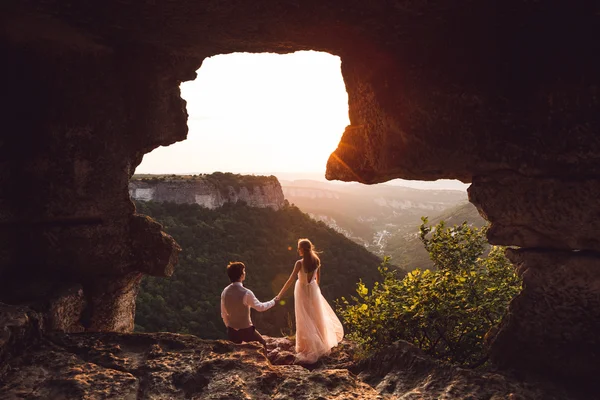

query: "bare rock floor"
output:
1 332 379 400
266 337 579 400
0 306 585 399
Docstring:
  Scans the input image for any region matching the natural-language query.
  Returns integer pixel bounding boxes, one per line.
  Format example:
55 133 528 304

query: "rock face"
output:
0 305 583 400
2 335 379 399
469 175 600 389
1 0 599 392
352 341 579 400
0 305 380 400
130 174 285 210
0 41 183 333
0 304 43 370
486 248 600 389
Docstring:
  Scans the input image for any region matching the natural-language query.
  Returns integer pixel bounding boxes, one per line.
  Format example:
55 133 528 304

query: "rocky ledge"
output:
0 304 583 399
1 336 377 399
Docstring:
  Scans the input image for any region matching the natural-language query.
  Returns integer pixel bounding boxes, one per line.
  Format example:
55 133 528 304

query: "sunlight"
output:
136 51 349 174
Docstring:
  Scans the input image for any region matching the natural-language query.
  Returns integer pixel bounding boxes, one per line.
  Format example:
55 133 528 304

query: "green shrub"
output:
338 218 521 367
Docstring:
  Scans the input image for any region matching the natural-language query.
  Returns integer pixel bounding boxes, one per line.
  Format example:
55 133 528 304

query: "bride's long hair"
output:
298 238 320 273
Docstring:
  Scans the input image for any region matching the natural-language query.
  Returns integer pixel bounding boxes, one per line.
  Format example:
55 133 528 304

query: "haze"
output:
135 51 467 191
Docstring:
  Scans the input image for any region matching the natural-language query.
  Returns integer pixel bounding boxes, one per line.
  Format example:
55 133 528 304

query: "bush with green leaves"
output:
338 217 521 367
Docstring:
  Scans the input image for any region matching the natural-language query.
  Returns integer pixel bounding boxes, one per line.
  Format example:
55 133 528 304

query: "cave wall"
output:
0 42 186 331
469 176 600 386
1 0 599 388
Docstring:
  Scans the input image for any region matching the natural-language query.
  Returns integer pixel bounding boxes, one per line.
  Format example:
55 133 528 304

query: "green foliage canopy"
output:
338 217 521 367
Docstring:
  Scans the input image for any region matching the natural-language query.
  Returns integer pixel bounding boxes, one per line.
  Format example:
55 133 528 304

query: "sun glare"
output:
135 51 349 175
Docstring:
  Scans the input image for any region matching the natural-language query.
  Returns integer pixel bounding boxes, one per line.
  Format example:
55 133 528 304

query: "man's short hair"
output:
227 262 245 282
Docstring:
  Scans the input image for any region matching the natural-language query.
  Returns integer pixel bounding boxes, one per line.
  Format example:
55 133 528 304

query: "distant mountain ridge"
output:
130 172 285 210
129 174 483 274
280 179 468 253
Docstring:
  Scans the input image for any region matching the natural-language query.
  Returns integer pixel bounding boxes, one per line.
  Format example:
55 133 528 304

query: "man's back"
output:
221 262 276 348
221 283 253 330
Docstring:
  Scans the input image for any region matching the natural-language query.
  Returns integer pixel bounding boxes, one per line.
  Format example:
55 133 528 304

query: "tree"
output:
338 218 521 367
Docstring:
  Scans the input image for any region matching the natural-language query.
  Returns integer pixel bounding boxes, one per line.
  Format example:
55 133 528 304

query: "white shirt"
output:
220 282 276 329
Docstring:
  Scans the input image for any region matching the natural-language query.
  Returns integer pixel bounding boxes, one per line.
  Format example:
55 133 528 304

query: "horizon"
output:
135 51 467 192
133 170 469 191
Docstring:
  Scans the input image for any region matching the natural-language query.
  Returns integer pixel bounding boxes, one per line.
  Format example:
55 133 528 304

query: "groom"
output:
220 261 278 348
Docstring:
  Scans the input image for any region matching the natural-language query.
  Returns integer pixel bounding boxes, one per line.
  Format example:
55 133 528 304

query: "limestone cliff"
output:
130 173 285 210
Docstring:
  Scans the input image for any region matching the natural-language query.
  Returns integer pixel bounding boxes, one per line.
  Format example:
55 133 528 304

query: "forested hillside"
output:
281 180 467 252
134 201 382 339
384 202 487 270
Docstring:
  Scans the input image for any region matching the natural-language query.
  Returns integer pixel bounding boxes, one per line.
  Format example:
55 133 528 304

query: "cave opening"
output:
135 51 349 177
129 51 479 340
131 50 352 337
134 50 467 189
1 2 597 394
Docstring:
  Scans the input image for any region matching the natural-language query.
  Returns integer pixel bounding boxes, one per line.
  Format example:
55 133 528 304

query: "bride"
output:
277 238 344 363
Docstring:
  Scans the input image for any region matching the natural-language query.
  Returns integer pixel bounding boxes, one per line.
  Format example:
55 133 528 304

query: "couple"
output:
220 238 344 363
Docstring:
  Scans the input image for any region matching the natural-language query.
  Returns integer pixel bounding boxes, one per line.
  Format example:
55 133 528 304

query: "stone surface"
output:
0 328 583 400
0 42 184 332
469 175 600 251
488 248 600 391
0 303 42 371
130 214 181 278
265 336 356 371
84 272 144 333
0 2 597 185
468 173 600 388
0 332 381 400
130 175 286 210
0 282 85 333
354 341 579 400
41 284 86 333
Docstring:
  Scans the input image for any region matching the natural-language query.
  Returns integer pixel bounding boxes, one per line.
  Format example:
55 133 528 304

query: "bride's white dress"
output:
294 265 344 363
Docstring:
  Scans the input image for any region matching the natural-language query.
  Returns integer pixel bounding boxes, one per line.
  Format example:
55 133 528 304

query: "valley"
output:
132 174 487 338
281 179 485 269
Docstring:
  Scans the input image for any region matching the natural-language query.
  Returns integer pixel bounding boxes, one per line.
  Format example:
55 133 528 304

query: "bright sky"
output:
135 51 468 191
136 51 348 174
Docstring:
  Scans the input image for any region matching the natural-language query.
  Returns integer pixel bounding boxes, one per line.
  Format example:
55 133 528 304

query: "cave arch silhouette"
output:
1 1 599 389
